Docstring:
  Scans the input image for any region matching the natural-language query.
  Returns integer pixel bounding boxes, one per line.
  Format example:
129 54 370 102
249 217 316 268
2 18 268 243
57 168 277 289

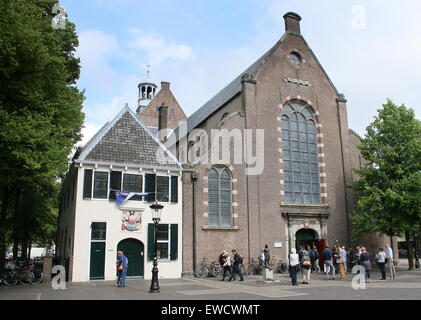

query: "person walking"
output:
229 250 244 282
221 251 232 281
348 248 355 272
301 250 312 284
313 246 321 273
323 245 335 280
337 246 346 280
376 248 387 280
385 244 397 279
289 248 300 286
359 247 372 283
117 251 128 288
297 246 304 274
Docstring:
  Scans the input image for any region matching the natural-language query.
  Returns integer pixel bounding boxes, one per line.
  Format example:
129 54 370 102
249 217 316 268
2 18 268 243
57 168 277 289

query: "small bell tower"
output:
136 63 158 114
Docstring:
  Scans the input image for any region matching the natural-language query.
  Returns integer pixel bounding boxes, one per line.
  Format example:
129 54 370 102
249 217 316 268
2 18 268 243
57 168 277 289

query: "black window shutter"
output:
171 176 178 203
109 171 122 200
83 169 93 199
145 174 156 202
170 224 178 261
147 223 155 261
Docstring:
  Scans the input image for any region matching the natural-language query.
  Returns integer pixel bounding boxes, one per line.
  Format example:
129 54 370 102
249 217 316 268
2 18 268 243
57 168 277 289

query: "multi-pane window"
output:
156 224 169 259
157 176 170 202
123 174 143 201
208 167 232 227
93 172 109 199
282 101 321 204
91 222 107 241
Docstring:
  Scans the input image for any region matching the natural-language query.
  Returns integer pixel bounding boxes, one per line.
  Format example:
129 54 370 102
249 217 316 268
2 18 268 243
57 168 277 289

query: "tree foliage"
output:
0 0 84 265
351 100 421 266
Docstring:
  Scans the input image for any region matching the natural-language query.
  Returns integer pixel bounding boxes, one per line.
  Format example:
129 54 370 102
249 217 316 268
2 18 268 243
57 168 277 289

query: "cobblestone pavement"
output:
1 269 420 300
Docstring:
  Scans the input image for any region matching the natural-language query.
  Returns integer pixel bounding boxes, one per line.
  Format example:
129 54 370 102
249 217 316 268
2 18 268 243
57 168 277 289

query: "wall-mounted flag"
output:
114 191 153 205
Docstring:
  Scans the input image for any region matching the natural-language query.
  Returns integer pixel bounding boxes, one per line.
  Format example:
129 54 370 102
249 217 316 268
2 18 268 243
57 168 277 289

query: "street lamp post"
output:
149 201 164 293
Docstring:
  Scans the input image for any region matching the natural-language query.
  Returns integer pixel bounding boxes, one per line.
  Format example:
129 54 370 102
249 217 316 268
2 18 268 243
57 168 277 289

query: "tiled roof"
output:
76 107 181 170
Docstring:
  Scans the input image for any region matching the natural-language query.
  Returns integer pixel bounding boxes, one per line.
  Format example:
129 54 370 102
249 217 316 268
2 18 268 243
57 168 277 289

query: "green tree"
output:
0 0 84 270
351 100 421 269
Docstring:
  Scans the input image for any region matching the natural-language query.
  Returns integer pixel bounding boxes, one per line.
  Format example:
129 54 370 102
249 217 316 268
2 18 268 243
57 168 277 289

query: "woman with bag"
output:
301 250 312 284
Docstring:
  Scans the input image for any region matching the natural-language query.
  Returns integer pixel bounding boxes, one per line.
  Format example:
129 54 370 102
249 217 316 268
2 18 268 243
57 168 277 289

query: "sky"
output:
60 0 421 145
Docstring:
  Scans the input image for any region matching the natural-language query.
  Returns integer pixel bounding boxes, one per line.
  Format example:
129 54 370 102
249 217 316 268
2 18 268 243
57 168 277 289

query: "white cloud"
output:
76 30 121 92
127 29 194 65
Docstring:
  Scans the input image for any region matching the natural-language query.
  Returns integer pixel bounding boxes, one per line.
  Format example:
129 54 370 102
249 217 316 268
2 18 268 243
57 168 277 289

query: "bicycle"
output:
18 262 43 285
195 258 223 279
245 258 263 275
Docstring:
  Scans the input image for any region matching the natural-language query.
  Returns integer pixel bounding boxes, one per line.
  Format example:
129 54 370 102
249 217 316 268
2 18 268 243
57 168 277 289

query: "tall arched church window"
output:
208 167 232 227
282 101 321 204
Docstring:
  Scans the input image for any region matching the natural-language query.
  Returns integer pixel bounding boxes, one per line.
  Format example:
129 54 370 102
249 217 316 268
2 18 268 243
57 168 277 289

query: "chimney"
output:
161 81 170 90
283 12 302 35
158 104 168 142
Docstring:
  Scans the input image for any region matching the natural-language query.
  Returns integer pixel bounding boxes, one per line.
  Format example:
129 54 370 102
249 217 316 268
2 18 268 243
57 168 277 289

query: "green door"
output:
90 242 106 280
117 239 144 278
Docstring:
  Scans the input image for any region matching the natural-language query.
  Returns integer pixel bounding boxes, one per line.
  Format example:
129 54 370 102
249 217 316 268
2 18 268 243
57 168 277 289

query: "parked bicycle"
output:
1 259 43 286
194 258 223 279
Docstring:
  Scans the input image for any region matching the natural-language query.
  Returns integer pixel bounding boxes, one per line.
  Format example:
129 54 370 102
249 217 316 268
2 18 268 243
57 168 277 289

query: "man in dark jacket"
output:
229 250 244 282
323 245 335 280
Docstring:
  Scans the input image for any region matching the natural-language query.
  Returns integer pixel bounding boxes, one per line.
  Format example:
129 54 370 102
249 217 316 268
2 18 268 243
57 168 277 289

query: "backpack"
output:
237 255 244 265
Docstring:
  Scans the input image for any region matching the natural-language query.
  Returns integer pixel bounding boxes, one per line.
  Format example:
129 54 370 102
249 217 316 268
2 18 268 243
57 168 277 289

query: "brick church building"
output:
168 12 393 273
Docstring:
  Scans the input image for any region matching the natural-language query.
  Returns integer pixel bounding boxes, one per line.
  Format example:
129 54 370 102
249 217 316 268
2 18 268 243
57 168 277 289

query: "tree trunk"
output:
405 230 414 270
27 239 32 260
413 230 420 269
21 231 28 260
12 188 22 259
0 186 10 273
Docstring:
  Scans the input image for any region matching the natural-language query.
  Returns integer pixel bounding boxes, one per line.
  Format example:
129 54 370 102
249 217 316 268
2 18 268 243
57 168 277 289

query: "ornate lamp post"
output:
149 201 164 293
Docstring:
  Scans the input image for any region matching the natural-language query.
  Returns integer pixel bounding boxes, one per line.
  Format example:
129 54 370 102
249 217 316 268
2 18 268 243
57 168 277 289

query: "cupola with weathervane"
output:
137 63 158 114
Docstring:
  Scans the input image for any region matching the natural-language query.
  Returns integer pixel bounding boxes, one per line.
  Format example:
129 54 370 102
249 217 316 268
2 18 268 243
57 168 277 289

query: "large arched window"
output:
208 166 232 227
282 101 321 204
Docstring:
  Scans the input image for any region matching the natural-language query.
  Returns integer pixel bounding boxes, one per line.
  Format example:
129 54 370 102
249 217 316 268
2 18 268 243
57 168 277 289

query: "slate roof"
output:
76 106 181 170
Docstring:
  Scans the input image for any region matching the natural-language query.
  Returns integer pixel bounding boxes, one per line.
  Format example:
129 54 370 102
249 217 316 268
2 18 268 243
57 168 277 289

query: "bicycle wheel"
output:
246 265 255 276
4 272 18 286
18 271 31 285
211 265 223 278
31 271 43 285
194 266 208 279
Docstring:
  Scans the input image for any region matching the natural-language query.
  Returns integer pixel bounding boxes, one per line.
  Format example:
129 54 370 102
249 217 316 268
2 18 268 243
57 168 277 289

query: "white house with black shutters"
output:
57 105 183 282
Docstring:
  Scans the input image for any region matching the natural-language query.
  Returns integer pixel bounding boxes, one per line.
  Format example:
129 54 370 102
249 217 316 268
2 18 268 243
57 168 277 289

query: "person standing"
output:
221 251 232 281
117 251 128 288
301 250 312 284
342 246 348 273
385 244 397 279
297 246 304 274
323 245 335 280
289 248 300 286
376 248 387 280
229 250 244 282
337 246 346 280
359 247 372 283
264 245 271 267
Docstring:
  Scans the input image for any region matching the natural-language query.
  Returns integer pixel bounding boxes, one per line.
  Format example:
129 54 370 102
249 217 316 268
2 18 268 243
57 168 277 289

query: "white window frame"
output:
156 174 171 204
122 172 145 202
92 170 110 200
